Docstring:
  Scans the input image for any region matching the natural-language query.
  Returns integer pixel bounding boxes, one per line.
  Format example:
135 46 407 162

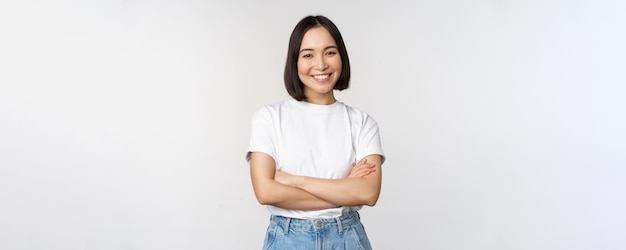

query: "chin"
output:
317 87 335 94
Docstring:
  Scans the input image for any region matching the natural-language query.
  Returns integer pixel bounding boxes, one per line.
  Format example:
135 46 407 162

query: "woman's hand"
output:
274 155 383 207
275 159 376 187
346 158 376 178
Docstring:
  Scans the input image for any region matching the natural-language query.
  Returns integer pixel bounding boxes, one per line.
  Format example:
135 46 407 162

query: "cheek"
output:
330 57 342 69
333 59 342 78
297 63 310 83
297 61 308 74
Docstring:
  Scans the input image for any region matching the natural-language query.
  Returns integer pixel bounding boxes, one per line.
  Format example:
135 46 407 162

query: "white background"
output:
1 0 625 249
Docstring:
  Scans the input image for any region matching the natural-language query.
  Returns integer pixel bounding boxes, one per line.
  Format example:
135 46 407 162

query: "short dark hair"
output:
284 15 351 101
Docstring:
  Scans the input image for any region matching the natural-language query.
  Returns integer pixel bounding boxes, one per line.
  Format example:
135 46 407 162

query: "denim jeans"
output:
262 212 372 250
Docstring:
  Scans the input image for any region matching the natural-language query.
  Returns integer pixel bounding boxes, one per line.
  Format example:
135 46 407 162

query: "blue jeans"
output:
262 212 372 250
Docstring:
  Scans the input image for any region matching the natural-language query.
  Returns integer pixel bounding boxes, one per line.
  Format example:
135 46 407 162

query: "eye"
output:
325 51 337 56
302 53 312 58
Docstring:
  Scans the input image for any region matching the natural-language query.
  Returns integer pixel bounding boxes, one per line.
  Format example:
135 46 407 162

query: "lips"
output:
312 74 331 80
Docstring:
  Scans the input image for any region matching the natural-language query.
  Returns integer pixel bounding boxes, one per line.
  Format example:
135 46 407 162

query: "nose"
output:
314 56 328 70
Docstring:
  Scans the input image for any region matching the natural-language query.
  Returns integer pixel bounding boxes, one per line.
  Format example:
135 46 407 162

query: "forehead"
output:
300 26 337 49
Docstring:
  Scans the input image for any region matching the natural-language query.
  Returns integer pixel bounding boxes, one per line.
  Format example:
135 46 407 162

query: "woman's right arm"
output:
249 152 338 210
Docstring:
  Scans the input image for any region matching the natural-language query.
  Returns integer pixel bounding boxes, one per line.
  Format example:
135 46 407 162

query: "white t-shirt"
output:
247 99 385 219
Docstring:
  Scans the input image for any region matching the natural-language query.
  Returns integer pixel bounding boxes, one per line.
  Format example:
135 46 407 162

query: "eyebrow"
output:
299 45 338 53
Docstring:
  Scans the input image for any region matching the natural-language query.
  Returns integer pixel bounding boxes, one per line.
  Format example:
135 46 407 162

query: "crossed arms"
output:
249 152 383 210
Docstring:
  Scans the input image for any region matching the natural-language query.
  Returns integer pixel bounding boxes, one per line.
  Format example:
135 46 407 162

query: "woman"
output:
246 15 385 250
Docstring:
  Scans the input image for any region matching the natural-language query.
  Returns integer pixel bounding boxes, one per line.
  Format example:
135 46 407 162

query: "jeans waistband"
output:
270 212 361 234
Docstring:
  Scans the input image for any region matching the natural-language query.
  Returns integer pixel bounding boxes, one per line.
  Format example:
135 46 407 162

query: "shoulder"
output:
253 99 289 115
341 102 379 126
251 99 298 123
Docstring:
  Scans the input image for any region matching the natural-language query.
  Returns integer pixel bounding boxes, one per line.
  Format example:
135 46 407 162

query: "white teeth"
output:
313 74 330 80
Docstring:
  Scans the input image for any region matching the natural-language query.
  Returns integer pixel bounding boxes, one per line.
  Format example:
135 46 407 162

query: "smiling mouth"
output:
312 74 331 80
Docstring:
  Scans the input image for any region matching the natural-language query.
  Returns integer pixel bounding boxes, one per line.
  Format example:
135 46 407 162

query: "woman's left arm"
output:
276 154 383 207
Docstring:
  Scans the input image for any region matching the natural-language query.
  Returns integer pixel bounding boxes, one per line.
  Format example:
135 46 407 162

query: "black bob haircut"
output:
284 15 351 101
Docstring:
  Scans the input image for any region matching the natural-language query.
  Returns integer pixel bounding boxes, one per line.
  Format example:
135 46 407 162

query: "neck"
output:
304 93 336 105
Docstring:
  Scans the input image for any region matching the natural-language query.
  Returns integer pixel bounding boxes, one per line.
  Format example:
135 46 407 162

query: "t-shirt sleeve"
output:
246 107 277 163
356 114 386 164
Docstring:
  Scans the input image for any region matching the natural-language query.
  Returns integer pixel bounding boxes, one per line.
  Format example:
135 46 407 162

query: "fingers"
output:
351 158 365 168
354 160 375 171
347 161 376 178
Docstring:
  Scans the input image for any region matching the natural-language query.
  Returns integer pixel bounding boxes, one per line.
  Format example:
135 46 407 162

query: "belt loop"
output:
335 216 343 234
284 218 291 234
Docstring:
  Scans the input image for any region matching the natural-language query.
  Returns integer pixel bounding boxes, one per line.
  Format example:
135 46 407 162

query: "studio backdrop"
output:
1 0 624 249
